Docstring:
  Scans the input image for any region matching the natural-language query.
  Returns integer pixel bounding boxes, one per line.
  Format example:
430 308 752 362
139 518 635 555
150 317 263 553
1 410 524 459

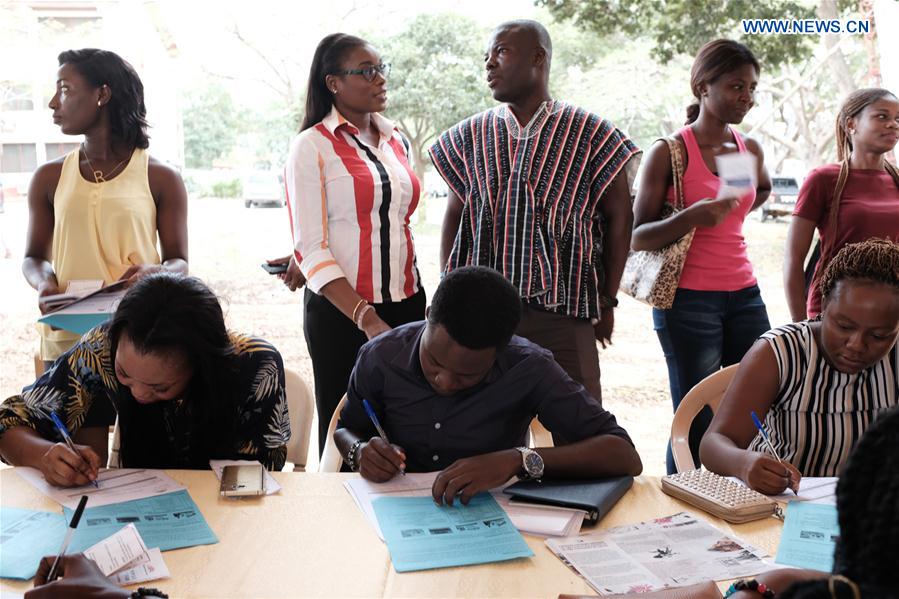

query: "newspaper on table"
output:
545 511 777 595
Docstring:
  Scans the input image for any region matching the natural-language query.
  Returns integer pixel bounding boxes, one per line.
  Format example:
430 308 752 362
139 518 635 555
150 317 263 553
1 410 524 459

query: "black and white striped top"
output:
748 321 899 476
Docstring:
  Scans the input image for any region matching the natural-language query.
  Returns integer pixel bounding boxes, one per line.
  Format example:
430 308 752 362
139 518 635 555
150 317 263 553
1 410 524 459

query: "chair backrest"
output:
670 364 739 473
284 368 314 472
319 396 551 472
34 349 44 379
108 417 121 468
319 394 348 472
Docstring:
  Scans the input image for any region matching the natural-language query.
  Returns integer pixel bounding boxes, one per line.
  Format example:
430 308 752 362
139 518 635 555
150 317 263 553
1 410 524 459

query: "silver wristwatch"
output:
516 447 544 480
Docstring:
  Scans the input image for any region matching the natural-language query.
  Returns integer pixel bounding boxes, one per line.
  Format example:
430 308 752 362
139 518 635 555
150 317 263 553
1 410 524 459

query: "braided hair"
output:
811 89 899 293
780 407 899 599
818 238 899 302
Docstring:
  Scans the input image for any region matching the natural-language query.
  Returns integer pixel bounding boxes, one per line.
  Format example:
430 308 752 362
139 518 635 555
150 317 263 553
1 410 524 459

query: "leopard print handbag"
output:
620 137 695 310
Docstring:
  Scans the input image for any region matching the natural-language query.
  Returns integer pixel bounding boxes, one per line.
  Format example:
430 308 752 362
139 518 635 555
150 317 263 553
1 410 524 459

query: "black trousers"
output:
304 287 426 456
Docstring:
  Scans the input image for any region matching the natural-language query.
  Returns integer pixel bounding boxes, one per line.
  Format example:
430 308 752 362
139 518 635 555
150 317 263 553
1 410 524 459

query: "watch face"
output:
525 452 543 475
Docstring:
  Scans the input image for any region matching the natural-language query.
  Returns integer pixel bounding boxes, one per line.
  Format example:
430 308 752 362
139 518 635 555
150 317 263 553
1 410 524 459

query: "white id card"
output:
715 152 757 198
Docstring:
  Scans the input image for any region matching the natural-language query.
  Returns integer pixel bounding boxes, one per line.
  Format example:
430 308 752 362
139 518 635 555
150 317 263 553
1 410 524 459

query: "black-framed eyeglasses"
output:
336 63 391 82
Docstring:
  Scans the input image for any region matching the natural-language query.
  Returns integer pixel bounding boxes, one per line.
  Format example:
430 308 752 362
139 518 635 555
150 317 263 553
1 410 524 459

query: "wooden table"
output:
1 470 783 598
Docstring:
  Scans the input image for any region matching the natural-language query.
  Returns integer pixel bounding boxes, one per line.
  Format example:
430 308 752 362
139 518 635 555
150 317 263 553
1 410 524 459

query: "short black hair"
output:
428 266 521 350
58 48 150 149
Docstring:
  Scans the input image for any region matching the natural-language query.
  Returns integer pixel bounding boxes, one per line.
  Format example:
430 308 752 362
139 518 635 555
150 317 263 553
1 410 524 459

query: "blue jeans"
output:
653 285 770 474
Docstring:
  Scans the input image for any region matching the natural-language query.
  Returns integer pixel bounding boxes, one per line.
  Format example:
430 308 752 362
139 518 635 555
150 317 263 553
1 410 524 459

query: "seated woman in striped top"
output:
700 239 899 494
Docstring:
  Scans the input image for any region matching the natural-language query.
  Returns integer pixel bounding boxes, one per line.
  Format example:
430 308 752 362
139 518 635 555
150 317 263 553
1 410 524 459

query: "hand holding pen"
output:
359 399 406 480
749 411 800 496
47 413 100 488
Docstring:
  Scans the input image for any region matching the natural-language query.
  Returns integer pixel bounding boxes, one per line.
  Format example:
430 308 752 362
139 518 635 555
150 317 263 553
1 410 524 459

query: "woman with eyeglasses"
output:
284 33 425 456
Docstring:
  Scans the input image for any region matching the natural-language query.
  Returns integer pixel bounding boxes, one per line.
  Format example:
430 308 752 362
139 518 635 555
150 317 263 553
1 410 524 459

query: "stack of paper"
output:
343 472 585 539
83 523 169 585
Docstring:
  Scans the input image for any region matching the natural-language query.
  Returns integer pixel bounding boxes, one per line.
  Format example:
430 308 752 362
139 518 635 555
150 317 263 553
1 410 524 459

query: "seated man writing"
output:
335 266 642 505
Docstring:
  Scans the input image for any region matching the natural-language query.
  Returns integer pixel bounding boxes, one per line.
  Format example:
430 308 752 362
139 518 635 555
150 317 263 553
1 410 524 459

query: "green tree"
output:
374 14 493 184
183 82 243 168
538 0 817 70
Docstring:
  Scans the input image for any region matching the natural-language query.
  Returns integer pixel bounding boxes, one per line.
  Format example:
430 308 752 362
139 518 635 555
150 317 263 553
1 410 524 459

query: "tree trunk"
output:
817 0 857 96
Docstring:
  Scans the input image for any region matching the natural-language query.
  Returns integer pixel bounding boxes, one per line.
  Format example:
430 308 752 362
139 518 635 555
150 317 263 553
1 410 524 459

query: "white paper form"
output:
16 467 186 510
344 472 584 540
715 151 757 198
727 477 838 505
108 547 170 585
209 459 281 495
83 523 150 576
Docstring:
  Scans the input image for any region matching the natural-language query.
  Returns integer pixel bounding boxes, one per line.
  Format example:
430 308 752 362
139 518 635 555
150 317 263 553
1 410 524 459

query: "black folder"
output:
503 476 634 523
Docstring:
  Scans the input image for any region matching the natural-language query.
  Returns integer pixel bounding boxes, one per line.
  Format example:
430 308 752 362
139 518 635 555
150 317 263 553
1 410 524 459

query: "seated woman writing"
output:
0 273 290 486
701 239 899 494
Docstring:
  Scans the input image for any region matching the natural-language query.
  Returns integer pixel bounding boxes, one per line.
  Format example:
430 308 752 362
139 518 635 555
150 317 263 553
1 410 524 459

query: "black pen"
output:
47 495 89 582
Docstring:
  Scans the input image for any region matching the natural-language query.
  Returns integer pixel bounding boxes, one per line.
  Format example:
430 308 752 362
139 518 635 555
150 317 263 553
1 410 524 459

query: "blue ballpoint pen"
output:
362 399 405 475
751 410 797 495
50 412 99 489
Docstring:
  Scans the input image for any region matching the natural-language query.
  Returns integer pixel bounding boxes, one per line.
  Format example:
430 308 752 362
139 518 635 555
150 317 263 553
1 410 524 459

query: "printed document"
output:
545 511 774 595
373 494 534 572
17 467 186 509
83 524 169 584
65 490 218 553
728 476 838 505
775 501 838 572
0 508 67 580
344 472 584 539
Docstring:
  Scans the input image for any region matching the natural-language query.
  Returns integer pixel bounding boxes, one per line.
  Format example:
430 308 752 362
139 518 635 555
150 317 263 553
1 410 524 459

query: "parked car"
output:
760 176 800 222
242 171 285 208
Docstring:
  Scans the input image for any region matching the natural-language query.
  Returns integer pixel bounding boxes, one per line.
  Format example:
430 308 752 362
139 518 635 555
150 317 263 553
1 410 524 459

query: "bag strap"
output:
662 137 686 210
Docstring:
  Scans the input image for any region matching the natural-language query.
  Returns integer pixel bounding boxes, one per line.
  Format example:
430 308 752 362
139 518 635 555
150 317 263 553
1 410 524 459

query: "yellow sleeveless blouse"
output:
39 147 160 360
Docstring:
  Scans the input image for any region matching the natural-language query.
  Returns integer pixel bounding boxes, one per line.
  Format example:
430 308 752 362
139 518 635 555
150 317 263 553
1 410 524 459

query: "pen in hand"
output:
50 412 99 489
750 411 798 495
47 494 89 582
362 399 405 476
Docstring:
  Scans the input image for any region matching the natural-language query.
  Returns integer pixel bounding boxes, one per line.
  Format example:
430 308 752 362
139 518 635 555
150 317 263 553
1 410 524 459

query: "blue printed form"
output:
775 501 839 572
372 493 533 572
63 490 218 553
0 508 68 580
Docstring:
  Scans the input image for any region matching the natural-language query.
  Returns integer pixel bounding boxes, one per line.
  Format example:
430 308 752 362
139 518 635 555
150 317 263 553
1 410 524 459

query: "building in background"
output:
0 0 183 195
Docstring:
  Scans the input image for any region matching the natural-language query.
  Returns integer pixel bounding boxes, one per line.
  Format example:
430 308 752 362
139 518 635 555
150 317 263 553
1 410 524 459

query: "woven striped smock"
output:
749 321 899 476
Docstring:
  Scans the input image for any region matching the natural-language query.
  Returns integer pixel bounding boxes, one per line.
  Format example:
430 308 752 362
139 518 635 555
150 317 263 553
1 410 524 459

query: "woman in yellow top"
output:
23 49 188 449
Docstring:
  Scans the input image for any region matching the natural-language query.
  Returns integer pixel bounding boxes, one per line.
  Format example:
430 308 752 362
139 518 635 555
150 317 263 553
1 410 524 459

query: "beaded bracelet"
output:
724 579 775 598
130 588 169 598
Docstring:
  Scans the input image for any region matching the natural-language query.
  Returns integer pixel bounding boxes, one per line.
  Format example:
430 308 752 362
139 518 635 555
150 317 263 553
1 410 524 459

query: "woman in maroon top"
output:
784 88 899 321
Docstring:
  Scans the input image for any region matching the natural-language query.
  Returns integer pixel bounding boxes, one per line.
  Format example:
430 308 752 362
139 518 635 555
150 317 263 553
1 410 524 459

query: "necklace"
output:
81 143 130 183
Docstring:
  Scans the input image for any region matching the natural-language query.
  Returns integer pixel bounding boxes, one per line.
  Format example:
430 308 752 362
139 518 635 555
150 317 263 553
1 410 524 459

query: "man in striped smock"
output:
429 20 641 406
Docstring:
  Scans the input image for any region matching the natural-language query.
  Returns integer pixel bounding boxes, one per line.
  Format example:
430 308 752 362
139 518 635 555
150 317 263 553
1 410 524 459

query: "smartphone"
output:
220 464 266 497
261 262 289 275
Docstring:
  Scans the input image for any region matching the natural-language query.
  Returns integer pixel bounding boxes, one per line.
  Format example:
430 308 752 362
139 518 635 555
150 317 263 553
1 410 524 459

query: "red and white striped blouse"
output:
286 107 421 303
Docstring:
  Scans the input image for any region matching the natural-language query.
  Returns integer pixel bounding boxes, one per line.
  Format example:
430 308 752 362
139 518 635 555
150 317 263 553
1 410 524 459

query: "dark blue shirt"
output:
338 321 632 472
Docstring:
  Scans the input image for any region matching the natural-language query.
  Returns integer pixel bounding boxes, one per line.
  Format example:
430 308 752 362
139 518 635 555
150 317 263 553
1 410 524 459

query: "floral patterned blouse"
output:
0 325 289 470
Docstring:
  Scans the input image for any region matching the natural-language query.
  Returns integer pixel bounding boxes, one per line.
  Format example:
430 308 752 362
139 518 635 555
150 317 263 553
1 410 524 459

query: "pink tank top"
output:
665 126 758 291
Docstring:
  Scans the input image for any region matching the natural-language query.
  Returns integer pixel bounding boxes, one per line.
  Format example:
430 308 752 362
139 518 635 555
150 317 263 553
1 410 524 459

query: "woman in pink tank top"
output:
632 39 773 474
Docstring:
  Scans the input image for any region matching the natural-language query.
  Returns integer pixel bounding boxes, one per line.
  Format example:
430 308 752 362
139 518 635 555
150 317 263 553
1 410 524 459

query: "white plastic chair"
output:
284 368 314 471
